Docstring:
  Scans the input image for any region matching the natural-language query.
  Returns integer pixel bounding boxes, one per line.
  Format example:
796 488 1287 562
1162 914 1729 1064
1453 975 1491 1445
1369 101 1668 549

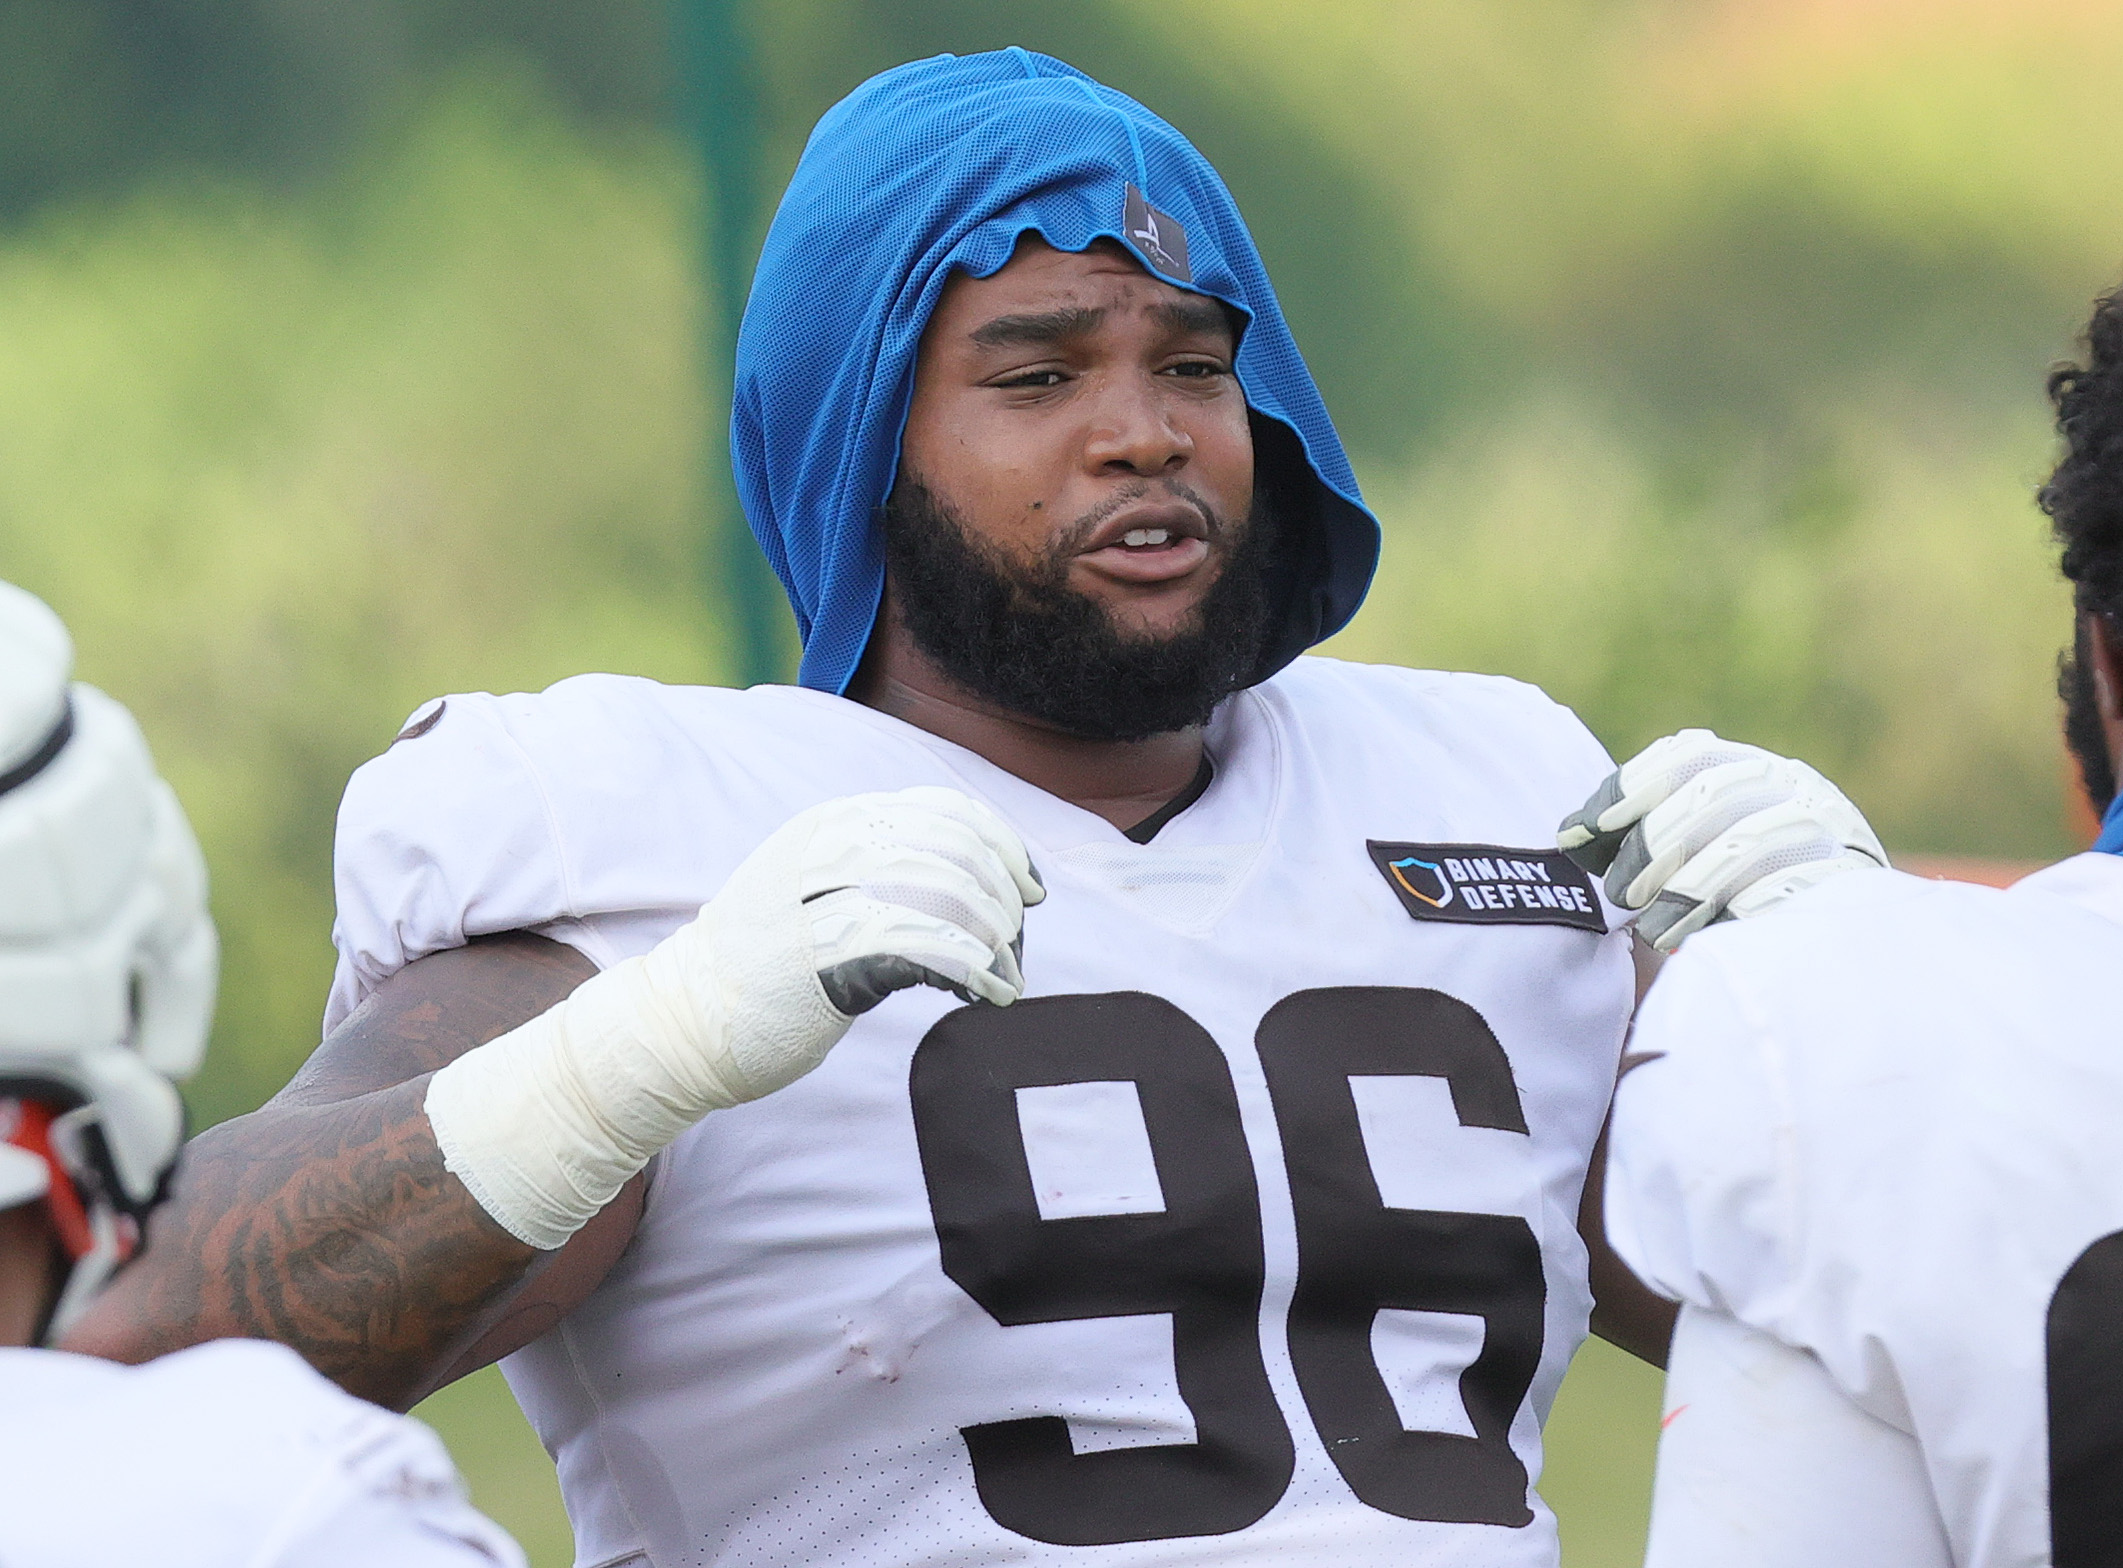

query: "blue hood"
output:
732 47 1380 694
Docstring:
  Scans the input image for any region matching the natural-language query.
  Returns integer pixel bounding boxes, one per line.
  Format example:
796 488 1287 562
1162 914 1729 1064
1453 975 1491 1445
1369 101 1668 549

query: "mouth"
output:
1075 501 1214 585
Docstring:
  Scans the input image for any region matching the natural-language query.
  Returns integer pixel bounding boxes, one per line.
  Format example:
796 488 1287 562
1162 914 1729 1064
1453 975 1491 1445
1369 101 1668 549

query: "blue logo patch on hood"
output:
732 47 1382 694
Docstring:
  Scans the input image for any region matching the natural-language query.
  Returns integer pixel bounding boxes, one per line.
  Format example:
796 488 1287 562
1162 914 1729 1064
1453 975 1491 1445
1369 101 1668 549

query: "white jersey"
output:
1607 853 2123 1568
329 656 1634 1568
0 1338 522 1568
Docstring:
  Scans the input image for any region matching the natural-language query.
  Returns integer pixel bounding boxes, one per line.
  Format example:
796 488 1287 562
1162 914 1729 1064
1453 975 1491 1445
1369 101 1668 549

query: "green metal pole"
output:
676 0 788 687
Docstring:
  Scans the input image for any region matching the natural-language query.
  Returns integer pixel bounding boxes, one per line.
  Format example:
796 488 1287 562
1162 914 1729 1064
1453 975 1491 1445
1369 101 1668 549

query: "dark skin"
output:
65 237 1676 1404
0 1200 61 1347
1584 942 1676 1359
2086 610 2123 779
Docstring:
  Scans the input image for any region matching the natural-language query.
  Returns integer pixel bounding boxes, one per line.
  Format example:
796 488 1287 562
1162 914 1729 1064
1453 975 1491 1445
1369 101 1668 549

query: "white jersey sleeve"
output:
0 1339 523 1568
1600 938 1790 1326
1645 1306 1952 1568
326 691 574 1032
326 675 739 1032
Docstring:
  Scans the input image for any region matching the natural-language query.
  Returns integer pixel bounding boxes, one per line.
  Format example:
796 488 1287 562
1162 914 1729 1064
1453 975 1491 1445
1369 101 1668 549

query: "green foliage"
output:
1327 396 2076 856
0 73 722 1126
1158 0 2102 855
0 0 672 219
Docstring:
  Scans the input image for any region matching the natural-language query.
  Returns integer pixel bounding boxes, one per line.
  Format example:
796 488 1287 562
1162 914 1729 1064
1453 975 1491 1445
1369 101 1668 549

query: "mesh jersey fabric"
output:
732 46 1381 694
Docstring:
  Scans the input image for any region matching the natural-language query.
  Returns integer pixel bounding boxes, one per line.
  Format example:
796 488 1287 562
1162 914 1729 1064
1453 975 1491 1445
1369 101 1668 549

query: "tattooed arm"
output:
62 932 644 1411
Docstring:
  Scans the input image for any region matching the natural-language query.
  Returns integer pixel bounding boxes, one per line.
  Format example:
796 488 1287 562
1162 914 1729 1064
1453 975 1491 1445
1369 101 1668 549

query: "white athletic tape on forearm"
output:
425 829 848 1251
421 787 1038 1251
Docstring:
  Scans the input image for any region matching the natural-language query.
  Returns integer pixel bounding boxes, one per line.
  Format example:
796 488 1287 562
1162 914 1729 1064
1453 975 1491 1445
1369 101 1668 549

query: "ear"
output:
2083 611 2123 793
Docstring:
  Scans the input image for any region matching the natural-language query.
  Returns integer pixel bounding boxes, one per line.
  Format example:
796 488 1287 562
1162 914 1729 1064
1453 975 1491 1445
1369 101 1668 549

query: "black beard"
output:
880 479 1275 742
2061 615 2117 816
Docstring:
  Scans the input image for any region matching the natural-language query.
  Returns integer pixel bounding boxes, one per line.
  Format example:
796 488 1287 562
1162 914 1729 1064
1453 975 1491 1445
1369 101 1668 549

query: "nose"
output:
1082 373 1193 478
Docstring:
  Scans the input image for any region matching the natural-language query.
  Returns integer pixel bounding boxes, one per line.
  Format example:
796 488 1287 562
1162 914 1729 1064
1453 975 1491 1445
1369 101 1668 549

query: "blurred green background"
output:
4 1 2112 1561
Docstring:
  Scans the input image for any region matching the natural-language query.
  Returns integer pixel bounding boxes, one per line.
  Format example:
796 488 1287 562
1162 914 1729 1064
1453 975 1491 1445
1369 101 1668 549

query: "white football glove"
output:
1556 730 1887 953
426 786 1044 1249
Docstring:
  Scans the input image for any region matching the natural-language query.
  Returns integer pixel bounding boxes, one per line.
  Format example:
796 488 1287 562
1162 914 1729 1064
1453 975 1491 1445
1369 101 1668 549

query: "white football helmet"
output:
0 582 216 1339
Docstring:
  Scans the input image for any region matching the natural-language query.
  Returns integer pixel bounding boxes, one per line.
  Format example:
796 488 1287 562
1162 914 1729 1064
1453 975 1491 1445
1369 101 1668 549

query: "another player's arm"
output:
63 933 635 1411
1644 1307 1953 1568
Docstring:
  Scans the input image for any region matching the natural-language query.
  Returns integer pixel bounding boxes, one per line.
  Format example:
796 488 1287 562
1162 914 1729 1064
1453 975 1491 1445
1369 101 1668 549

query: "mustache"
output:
1049 481 1226 556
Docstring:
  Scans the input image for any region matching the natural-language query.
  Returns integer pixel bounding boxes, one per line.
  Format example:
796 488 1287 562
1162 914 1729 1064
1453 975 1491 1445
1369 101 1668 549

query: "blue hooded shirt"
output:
732 47 1381 695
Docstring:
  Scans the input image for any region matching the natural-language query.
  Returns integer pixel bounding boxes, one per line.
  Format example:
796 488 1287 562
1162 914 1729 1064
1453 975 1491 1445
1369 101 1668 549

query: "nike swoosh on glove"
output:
797 786 1041 1019
1556 729 1888 953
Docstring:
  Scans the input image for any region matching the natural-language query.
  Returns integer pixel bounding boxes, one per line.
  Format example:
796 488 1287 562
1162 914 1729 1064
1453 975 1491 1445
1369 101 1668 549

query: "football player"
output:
0 581 523 1566
73 52 1879 1567
1597 285 2123 1567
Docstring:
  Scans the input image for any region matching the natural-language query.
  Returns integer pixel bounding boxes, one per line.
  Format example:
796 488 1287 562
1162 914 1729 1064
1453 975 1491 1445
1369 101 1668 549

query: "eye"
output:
995 368 1067 390
1163 359 1229 380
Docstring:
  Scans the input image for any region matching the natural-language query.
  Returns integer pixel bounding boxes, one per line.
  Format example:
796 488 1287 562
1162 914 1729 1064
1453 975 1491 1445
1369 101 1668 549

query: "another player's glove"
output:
425 786 1044 1250
1556 730 1886 954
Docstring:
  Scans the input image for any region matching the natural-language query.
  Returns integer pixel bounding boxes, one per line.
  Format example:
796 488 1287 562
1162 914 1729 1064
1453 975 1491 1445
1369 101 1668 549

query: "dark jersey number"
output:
908 987 1545 1546
910 993 1293 1545
2048 1229 2123 1565
1259 988 1543 1526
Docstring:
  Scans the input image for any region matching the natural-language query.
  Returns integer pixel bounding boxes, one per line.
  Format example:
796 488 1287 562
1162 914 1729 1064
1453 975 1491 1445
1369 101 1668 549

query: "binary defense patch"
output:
1367 841 1606 933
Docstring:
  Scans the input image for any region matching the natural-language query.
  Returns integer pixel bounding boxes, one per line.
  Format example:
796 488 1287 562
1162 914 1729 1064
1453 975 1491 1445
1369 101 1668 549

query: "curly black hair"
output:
2040 289 2123 812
